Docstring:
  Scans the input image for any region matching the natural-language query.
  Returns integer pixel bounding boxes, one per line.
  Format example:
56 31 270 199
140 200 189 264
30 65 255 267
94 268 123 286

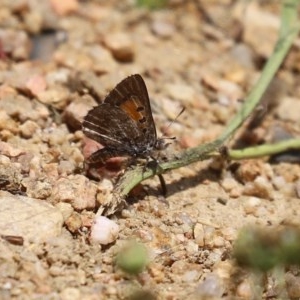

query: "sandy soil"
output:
0 1 300 299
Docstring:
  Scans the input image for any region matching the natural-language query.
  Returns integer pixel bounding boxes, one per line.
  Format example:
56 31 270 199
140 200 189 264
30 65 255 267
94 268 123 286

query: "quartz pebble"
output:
243 197 261 215
90 216 119 245
195 274 224 298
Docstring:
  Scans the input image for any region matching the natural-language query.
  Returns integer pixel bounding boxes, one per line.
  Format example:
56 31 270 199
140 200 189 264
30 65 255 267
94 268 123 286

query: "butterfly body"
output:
82 74 164 165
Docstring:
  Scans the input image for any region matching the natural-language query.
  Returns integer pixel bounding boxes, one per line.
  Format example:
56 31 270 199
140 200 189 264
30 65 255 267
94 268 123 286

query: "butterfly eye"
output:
156 139 166 150
156 136 176 150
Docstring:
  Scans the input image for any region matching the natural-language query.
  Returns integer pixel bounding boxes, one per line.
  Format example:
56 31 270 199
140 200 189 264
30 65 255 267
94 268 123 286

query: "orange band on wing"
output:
120 98 145 122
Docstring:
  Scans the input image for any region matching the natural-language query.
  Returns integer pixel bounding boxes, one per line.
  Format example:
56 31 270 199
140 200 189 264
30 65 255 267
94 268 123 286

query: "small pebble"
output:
104 32 134 62
277 97 300 124
96 179 114 207
37 86 70 109
213 261 232 280
213 236 225 248
185 240 199 256
65 212 82 233
204 226 216 249
243 176 274 200
241 1 280 57
286 273 300 298
182 270 200 283
151 19 175 38
195 274 224 298
235 161 262 183
221 177 239 192
55 202 73 221
221 227 237 241
0 29 32 60
50 0 79 16
25 74 47 96
19 120 40 138
272 176 286 190
63 95 97 130
236 279 252 299
60 287 81 300
243 197 261 215
90 216 119 245
194 223 205 247
164 83 196 104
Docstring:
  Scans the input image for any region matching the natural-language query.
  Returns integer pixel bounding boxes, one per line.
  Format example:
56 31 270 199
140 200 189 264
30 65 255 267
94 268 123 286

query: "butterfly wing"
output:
83 103 146 150
82 74 158 158
104 74 157 142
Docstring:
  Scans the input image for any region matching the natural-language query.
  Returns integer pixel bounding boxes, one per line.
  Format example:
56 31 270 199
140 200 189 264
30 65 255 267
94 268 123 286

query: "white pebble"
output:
90 216 119 245
272 176 286 190
195 274 224 298
243 197 261 214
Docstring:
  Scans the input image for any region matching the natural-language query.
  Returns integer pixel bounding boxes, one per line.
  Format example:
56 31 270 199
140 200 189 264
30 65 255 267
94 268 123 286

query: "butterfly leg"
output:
157 174 167 197
146 157 167 197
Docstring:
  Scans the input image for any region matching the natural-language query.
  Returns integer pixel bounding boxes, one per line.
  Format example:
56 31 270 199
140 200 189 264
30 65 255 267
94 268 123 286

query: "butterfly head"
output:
155 136 175 151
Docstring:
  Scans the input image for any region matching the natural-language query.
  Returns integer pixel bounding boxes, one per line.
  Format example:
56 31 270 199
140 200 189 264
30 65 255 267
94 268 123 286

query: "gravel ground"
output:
0 1 300 299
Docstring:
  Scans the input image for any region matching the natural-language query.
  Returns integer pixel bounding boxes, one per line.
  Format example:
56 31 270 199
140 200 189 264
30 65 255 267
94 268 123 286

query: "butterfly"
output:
82 74 166 165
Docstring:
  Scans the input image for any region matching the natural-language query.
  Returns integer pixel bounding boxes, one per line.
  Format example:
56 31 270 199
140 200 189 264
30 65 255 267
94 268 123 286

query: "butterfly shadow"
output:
133 163 223 201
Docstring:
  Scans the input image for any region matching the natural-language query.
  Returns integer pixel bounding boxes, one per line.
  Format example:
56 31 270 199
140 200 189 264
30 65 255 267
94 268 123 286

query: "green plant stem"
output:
219 0 300 142
112 0 300 208
229 138 300 160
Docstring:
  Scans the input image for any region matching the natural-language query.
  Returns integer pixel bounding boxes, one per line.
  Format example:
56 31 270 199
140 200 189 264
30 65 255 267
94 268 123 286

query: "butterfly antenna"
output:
160 106 185 140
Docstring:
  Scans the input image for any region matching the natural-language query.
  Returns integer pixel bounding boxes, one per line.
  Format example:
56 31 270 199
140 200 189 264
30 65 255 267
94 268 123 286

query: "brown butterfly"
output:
82 74 166 165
